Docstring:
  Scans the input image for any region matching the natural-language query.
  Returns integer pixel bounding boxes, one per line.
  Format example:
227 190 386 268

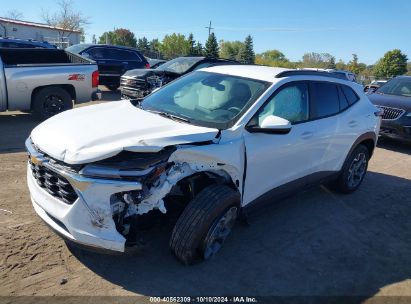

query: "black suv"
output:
0 38 56 49
120 56 238 99
368 76 411 142
66 44 149 91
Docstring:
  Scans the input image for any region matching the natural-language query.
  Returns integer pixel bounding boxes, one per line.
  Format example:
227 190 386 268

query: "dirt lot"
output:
1 89 411 300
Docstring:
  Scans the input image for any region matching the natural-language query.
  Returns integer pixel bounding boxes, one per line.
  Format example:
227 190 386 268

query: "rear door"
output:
307 81 341 172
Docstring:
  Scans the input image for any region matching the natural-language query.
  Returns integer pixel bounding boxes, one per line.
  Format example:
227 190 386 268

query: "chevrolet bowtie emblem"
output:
30 155 43 166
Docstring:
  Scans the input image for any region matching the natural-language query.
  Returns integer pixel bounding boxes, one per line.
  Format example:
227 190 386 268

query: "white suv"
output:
26 65 381 264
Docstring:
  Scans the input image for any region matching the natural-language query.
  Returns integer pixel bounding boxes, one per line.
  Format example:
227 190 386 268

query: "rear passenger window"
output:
341 85 359 105
310 82 340 119
338 86 349 110
110 49 141 61
86 47 107 59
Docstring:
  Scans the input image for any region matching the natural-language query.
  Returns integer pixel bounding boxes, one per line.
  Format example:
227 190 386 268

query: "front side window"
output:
310 82 340 119
258 82 309 125
192 62 213 71
141 71 270 129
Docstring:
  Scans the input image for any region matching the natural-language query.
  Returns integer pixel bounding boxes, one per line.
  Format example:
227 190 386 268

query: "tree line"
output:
98 29 255 64
98 28 410 82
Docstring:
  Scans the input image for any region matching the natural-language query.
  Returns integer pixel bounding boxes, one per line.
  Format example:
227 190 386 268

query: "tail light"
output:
145 63 150 69
92 70 99 88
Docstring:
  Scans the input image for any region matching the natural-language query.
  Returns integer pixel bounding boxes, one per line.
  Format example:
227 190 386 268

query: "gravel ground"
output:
1 90 410 301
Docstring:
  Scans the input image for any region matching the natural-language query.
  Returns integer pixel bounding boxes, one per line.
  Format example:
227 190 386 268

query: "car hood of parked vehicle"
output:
368 92 411 111
122 68 180 78
30 101 219 165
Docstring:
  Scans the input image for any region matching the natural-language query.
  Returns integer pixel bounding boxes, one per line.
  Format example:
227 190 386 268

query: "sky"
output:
1 0 410 64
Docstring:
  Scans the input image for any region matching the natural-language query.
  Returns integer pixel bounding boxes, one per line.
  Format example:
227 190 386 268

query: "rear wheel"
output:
32 86 73 120
332 144 369 193
169 184 240 265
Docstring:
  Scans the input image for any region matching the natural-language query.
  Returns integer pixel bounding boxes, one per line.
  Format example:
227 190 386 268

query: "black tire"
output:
106 85 119 91
32 86 73 120
170 184 240 265
332 144 370 194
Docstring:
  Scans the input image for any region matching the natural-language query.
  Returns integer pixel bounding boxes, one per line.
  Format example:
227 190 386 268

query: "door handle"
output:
122 62 129 64
301 131 314 139
348 120 358 128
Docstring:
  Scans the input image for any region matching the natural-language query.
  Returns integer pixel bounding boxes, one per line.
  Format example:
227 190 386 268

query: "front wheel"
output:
332 144 370 193
169 184 240 265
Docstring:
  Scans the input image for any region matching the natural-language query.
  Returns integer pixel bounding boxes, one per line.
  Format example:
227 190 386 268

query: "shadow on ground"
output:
0 112 37 153
0 89 120 154
377 137 411 155
70 171 411 297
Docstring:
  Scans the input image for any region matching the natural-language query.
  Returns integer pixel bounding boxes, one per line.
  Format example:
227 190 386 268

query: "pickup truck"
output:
0 48 100 119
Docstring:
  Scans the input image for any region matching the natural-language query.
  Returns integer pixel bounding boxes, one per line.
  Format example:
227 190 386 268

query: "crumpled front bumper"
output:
26 138 143 253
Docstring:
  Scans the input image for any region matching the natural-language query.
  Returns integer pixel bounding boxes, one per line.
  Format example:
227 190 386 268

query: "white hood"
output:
30 101 219 164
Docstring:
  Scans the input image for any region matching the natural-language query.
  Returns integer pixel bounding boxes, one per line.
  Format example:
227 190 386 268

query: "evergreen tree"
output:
327 56 336 69
238 35 255 64
137 37 150 53
205 33 219 58
194 42 204 56
188 33 195 55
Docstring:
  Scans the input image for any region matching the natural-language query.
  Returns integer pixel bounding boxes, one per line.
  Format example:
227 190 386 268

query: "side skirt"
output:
241 171 340 218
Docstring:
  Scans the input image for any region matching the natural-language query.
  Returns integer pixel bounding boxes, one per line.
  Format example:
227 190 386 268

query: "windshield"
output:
158 57 204 74
66 44 91 54
376 78 411 97
141 71 270 129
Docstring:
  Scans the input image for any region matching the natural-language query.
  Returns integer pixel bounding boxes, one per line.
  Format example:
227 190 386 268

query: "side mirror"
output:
246 115 292 134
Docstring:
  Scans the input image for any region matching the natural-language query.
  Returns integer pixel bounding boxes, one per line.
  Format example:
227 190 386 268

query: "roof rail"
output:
275 70 348 80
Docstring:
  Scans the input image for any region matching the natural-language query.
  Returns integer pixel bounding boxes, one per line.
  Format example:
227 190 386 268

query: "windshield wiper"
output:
147 109 191 124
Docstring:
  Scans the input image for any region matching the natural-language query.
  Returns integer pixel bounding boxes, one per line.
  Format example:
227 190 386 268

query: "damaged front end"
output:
26 134 242 252
85 143 241 248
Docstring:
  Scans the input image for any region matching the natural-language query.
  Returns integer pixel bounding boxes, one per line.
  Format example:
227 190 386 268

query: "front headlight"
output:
79 147 176 180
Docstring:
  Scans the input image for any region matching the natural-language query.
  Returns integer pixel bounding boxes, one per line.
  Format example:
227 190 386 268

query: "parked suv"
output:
368 76 411 142
26 66 381 264
66 44 149 91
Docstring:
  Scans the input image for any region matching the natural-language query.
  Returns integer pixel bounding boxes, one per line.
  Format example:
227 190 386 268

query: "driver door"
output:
243 81 319 205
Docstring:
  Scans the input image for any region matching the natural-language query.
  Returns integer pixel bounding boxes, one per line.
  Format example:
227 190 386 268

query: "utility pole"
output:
205 20 214 36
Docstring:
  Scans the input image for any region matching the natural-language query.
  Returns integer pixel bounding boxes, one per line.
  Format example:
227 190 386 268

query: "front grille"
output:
377 105 405 120
30 160 78 204
120 77 147 89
